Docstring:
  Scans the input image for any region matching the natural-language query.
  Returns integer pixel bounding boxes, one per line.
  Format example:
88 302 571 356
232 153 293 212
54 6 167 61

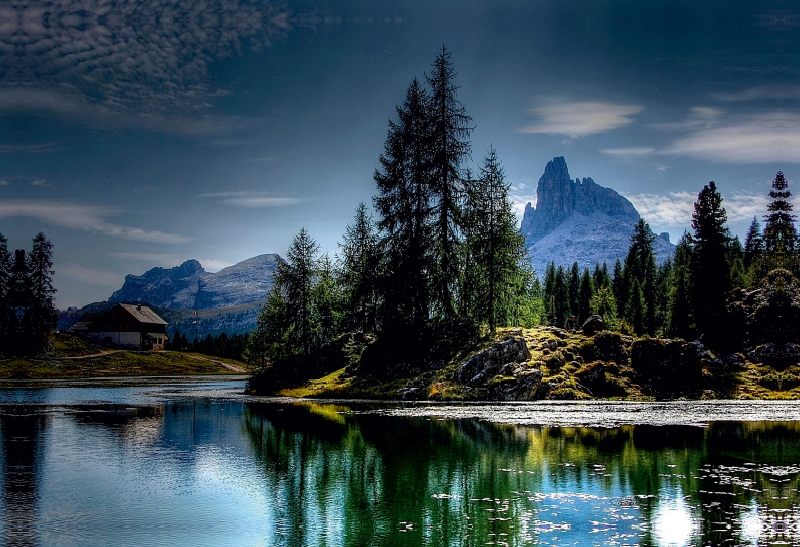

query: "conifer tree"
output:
0 233 10 351
612 259 624 309
543 262 557 325
578 268 594 323
620 219 657 334
590 285 617 326
743 217 763 270
374 78 433 332
691 182 730 342
763 171 797 269
313 254 341 346
27 233 57 345
426 45 473 322
339 202 381 333
668 233 694 338
553 266 570 328
461 147 529 330
568 262 580 322
280 228 321 356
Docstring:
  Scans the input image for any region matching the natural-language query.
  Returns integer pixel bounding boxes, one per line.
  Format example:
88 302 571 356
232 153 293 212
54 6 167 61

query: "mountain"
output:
109 254 282 311
520 157 675 274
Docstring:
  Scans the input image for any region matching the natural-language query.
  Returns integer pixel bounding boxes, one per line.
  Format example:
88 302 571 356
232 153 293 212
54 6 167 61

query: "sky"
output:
1 0 799 307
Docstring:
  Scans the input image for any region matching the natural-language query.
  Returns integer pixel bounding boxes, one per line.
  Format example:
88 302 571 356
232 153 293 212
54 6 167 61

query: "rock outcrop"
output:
109 254 282 311
520 157 675 273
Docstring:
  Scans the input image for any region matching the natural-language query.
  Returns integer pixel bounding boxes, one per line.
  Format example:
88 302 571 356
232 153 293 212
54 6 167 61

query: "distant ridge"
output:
520 157 674 273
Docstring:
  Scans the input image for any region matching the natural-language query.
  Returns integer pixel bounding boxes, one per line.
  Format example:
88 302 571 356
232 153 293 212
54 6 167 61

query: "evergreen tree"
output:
654 259 673 335
568 261 580 322
0 233 10 351
590 285 617 326
426 45 473 322
763 170 797 270
8 250 34 355
691 181 730 342
280 228 321 356
339 202 381 333
246 286 292 369
578 268 594 323
543 262 557 324
461 147 529 330
743 216 763 270
668 233 694 338
553 266 570 328
612 259 624 310
628 279 645 334
374 78 433 332
27 233 57 346
313 254 342 346
620 219 657 334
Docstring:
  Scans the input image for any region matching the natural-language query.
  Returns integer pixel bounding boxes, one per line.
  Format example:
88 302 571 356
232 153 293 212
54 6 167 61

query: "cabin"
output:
69 303 169 350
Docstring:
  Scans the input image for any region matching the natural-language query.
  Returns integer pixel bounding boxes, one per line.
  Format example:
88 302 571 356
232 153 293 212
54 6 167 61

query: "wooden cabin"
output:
70 303 168 350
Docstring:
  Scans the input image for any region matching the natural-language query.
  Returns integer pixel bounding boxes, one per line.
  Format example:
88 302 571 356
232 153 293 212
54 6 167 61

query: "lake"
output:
2 379 800 546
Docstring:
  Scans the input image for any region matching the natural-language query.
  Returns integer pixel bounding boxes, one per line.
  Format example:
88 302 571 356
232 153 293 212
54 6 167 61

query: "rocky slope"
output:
520 157 675 274
110 254 281 311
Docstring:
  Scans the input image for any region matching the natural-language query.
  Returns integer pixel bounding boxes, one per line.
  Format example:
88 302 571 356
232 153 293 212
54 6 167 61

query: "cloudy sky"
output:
1 0 798 307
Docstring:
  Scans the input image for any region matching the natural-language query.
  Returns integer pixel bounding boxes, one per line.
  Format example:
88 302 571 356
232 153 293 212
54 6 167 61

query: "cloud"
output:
600 147 655 157
662 112 800 163
31 179 50 187
0 142 58 154
714 85 800 102
110 253 232 272
0 200 189 244
0 180 7 186
197 191 308 207
0 1 305 120
58 263 122 289
519 101 643 138
627 190 771 227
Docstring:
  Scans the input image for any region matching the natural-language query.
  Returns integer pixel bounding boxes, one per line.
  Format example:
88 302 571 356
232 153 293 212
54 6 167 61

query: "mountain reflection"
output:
0 408 46 547
244 402 800 547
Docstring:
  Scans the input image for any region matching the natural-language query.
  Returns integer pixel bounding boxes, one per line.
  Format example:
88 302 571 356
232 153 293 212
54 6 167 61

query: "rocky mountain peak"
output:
521 157 639 246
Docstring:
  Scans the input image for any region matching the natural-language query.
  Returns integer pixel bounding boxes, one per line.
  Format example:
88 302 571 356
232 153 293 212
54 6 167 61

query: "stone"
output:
630 338 703 398
455 336 532 385
581 315 604 335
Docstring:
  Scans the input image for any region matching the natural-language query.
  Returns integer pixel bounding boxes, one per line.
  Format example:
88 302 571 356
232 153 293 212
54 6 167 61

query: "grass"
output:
278 368 353 398
0 332 246 379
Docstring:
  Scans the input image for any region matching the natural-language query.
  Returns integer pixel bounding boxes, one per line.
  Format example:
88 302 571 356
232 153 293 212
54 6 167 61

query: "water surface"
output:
2 383 800 546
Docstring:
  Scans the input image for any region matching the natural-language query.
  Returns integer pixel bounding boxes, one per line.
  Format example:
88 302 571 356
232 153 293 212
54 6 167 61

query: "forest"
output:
245 46 800 379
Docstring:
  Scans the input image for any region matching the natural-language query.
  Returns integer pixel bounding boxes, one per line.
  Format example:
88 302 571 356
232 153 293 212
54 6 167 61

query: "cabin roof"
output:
117 303 168 325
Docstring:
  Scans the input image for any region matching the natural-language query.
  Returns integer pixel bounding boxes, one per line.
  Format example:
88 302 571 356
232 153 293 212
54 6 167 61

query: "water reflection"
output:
1 408 47 547
3 392 800 546
243 402 800 547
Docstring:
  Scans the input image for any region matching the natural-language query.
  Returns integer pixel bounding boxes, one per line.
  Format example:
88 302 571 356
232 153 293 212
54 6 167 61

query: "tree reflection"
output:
243 402 800 547
0 407 47 547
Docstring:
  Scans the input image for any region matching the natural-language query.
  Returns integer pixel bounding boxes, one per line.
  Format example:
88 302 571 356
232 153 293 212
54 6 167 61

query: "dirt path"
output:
185 354 248 373
62 350 123 359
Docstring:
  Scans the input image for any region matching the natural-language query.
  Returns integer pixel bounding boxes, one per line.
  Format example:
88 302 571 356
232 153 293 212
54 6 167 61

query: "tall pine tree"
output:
426 45 473 322
339 202 381 333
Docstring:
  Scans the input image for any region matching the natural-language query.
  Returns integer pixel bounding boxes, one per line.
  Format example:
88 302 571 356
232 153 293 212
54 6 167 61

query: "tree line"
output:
541 171 798 349
246 46 538 369
0 233 58 356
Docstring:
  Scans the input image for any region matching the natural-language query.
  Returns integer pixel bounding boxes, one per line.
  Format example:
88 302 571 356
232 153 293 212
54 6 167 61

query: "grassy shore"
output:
265 326 800 401
0 333 247 379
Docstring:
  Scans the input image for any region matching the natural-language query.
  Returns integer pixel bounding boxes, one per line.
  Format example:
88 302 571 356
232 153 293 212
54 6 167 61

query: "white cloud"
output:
0 200 189 244
0 179 7 186
519 101 643 138
197 191 307 207
31 179 50 187
58 263 123 289
627 190 771 227
662 112 800 163
600 147 655 157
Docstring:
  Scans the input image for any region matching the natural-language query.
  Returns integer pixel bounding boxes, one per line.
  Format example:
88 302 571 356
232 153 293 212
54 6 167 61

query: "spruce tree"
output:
543 262 557 325
553 266 570 328
763 171 797 270
690 181 730 343
578 268 594 323
743 217 763 270
620 219 657 334
313 254 341 347
462 147 529 330
339 202 381 333
612 259 624 310
426 45 473 322
8 250 34 355
28 233 57 347
374 78 433 332
0 233 10 352
280 228 321 356
668 233 694 338
568 262 580 322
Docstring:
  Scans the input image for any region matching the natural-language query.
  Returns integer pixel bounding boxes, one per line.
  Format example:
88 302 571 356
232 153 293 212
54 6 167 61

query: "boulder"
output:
455 336 532 385
581 315 604 335
593 331 625 363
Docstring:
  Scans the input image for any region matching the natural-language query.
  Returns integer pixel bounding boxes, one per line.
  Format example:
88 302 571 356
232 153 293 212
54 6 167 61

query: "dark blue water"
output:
1 381 799 546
